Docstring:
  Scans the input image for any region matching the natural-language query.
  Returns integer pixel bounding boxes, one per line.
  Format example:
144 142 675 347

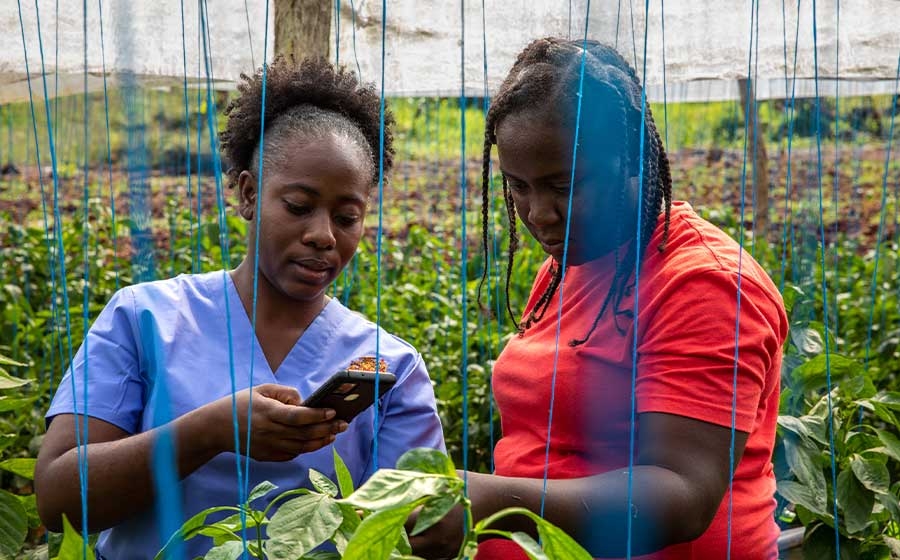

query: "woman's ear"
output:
237 170 256 221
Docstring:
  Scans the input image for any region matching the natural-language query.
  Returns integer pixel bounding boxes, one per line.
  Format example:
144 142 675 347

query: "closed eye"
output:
284 200 312 216
335 214 361 227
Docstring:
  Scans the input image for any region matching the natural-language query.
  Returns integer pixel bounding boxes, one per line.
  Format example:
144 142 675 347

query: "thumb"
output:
255 383 302 406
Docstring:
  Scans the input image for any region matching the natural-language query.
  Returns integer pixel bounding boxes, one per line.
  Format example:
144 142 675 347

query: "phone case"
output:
301 370 398 423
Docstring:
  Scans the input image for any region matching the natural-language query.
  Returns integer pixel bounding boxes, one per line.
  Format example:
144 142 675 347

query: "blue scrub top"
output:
46 271 445 559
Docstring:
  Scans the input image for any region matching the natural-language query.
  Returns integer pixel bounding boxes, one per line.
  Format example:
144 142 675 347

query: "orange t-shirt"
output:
479 202 788 560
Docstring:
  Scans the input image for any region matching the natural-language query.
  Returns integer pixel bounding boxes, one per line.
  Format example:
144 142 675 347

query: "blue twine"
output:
334 0 340 65
372 0 388 473
625 2 650 556
195 18 205 270
24 0 87 550
830 0 841 342
480 0 498 474
728 0 759 554
141 312 186 560
777 0 802 292
459 0 471 493
811 0 842 555
749 0 761 257
539 0 591 521
660 0 668 152
178 0 197 275
96 0 119 291
864 57 900 373
197 1 249 556
349 0 362 78
243 0 256 69
243 0 272 518
80 0 93 551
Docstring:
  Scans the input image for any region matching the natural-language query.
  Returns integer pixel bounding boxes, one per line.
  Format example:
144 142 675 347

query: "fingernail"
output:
337 421 348 432
324 409 336 419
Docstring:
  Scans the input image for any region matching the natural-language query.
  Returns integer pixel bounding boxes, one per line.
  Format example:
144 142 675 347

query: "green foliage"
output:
775 286 900 558
159 448 590 560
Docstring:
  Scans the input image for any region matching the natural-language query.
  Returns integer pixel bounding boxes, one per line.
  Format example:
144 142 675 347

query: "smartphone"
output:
301 370 398 423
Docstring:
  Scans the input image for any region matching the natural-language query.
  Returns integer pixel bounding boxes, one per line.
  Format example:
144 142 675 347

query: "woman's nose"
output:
527 193 560 228
302 211 336 250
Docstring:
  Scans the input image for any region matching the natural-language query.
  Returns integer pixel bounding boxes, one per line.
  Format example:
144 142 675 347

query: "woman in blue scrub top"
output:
35 57 445 559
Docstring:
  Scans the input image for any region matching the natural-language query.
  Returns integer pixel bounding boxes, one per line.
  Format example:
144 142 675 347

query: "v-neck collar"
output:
219 271 338 378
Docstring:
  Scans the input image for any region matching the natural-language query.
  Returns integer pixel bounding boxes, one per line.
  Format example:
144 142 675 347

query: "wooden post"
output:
738 77 771 239
274 0 332 61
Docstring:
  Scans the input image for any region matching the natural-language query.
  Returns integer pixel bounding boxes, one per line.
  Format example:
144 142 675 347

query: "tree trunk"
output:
738 77 771 240
274 0 332 61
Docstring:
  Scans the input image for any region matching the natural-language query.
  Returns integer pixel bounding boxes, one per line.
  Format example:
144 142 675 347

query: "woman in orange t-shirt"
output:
411 38 788 559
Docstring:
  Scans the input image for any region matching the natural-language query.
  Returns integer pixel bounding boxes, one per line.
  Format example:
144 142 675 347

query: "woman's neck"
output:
229 259 329 332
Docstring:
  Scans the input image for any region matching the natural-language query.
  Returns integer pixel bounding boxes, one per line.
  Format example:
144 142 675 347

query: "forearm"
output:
467 466 704 557
38 408 222 533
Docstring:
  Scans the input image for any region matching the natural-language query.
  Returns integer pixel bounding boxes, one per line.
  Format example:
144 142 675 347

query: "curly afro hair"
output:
221 55 395 189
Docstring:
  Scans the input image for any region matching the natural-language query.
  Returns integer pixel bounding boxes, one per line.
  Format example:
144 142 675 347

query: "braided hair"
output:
479 38 673 345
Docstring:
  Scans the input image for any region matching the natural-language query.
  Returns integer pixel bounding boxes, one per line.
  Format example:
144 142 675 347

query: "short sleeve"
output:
370 352 445 470
46 288 147 434
636 271 784 432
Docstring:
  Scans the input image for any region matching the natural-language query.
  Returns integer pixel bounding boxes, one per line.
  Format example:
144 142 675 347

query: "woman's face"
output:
238 130 371 303
495 110 635 265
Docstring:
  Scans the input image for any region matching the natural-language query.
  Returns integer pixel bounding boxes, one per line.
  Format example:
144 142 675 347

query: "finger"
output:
256 384 302 406
274 420 349 443
268 403 336 427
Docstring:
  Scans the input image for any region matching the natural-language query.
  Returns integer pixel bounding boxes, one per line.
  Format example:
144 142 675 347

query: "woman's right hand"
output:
207 383 348 461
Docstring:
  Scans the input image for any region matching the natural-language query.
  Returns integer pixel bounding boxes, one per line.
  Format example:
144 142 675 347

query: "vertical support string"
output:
459 0 470 489
540 0 592 520
727 0 758 554
625 2 650 556
811 1 842 556
372 0 388 473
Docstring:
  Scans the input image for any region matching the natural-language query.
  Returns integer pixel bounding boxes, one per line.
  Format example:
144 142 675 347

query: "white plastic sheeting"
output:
1 0 898 103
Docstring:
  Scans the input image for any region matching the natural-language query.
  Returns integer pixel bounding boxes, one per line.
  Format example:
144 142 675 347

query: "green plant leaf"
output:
791 326 824 356
52 514 95 560
840 376 876 400
334 504 362 554
17 494 40 529
334 447 355 498
777 480 829 517
0 489 27 558
801 523 835 560
300 552 342 560
875 430 900 462
836 470 874 534
850 454 889 494
792 355 860 395
534 517 592 560
247 481 278 504
309 468 338 498
340 469 460 512
0 395 37 413
0 458 36 480
203 541 245 560
155 506 241 560
877 493 900 524
509 532 548 560
784 435 826 497
265 493 342 559
0 355 28 367
871 392 900 411
0 370 30 390
342 504 416 560
411 494 460 536
396 448 457 477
